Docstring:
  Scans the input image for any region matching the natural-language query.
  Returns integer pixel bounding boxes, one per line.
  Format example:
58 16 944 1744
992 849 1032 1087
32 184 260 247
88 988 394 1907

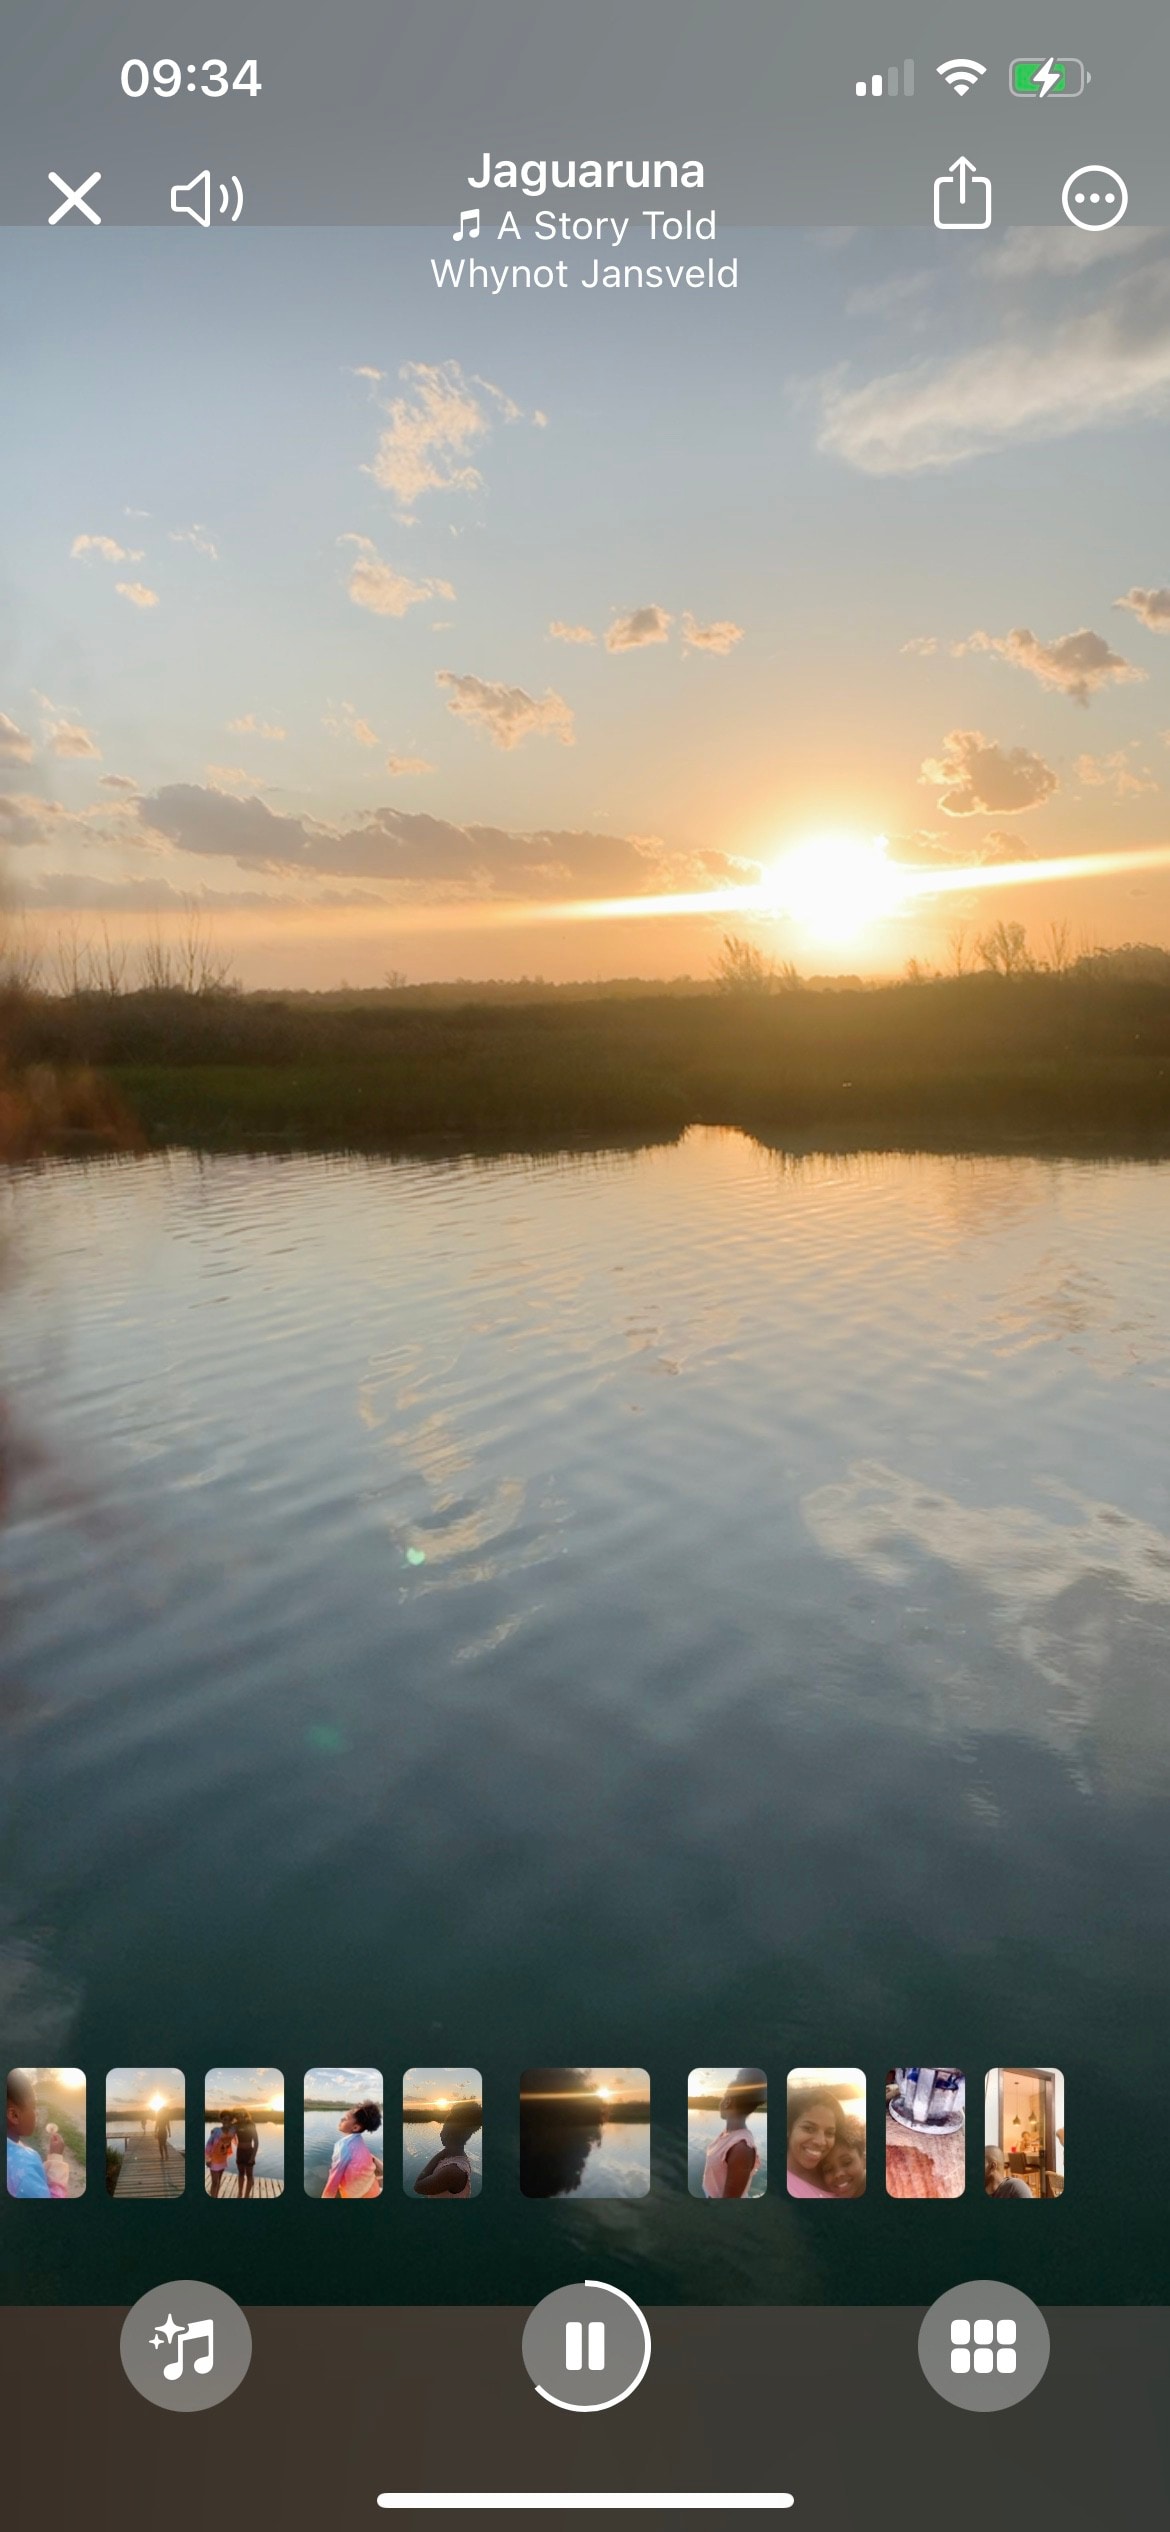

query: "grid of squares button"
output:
950 2316 1016 2374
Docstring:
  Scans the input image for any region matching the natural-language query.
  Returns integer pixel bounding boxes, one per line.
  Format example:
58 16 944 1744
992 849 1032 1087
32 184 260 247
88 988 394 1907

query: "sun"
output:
148 2092 168 2115
760 833 909 946
266 2092 284 2113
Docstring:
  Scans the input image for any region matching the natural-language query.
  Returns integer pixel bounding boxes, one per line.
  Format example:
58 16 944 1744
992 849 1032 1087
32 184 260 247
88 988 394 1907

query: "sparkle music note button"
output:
121 2279 252 2411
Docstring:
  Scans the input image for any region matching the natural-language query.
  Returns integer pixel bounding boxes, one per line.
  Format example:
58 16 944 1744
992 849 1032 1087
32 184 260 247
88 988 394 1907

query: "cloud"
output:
340 533 454 618
548 620 596 645
845 270 933 323
977 828 1041 863
435 672 574 751
169 524 218 559
98 772 138 792
889 826 1042 870
116 581 159 608
1115 584 1170 631
920 728 1058 816
980 226 1159 281
325 701 381 748
366 359 517 516
385 754 433 776
605 605 672 653
0 792 59 846
70 532 143 563
227 714 287 739
48 719 101 760
681 612 744 656
204 763 266 790
350 364 385 382
901 635 938 656
0 713 34 765
134 783 702 898
957 624 1144 706
817 256 1170 473
1074 749 1158 798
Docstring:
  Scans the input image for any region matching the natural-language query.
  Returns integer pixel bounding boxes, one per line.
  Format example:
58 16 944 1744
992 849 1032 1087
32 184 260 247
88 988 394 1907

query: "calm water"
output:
2 1130 1168 2304
108 2120 187 2155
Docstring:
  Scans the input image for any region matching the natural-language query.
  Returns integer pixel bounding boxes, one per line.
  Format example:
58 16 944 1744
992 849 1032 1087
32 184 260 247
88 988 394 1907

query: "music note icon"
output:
453 207 480 240
162 2318 215 2380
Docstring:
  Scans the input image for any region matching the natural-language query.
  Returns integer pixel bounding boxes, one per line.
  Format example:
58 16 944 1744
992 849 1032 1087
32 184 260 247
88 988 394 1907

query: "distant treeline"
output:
5 962 1170 1157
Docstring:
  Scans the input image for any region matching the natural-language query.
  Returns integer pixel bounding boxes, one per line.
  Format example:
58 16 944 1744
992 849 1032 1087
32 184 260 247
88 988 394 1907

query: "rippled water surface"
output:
3 1131 1168 2303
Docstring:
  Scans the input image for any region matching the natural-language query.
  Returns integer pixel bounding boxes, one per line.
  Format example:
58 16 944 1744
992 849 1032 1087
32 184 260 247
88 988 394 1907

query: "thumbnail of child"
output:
304 2068 384 2198
7 2066 87 2198
688 2067 768 2198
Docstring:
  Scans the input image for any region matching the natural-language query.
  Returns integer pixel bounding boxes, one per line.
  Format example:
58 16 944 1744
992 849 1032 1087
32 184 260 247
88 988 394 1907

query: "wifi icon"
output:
937 57 987 95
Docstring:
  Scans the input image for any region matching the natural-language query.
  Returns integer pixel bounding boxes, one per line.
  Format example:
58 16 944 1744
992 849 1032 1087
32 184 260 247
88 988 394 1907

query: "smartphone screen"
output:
4 0 1169 2515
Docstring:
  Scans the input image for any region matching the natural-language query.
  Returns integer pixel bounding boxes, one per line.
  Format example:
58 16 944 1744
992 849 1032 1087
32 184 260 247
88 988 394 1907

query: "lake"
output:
2 1130 1168 2304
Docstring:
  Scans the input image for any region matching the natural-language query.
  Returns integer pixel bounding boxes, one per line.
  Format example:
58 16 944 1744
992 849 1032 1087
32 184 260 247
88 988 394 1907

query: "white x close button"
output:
48 170 102 225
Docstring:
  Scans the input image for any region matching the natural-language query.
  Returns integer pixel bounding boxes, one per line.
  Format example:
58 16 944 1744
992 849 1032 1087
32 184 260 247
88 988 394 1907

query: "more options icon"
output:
1062 164 1127 230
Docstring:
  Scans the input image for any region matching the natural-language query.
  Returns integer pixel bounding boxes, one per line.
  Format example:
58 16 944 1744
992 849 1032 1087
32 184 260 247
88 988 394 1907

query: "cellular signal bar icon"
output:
856 60 915 97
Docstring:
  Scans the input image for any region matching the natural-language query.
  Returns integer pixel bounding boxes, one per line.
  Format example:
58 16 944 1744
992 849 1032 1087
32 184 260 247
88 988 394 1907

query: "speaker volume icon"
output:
170 171 244 226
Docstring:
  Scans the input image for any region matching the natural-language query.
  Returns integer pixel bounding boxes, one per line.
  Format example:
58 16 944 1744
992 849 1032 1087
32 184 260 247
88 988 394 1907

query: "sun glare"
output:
147 2091 167 2114
267 2093 285 2112
761 833 908 946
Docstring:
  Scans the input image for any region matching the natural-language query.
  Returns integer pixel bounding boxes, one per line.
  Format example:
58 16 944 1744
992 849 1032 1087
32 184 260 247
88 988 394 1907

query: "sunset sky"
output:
305 2065 382 2106
519 2068 649 2105
402 2065 481 2109
6 222 1170 983
205 2065 283 2112
106 2065 184 2114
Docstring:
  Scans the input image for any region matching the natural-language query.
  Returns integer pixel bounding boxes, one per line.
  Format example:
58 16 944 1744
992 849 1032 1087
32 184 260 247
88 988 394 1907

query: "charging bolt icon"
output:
1010 56 1088 95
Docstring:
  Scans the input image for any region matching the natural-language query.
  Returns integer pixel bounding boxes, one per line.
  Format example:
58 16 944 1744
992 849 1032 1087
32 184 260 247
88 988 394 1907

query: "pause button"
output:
565 2320 606 2371
522 2282 651 2412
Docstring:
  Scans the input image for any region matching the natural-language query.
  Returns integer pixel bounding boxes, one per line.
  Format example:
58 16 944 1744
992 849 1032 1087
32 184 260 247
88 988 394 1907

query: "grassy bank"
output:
7 974 1170 1156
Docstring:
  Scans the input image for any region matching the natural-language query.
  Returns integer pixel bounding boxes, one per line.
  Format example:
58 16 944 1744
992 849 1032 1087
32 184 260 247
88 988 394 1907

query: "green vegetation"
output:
5 961 1170 1158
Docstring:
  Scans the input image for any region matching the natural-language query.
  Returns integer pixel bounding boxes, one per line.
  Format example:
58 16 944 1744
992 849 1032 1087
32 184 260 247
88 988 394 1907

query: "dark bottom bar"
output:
7 2305 1168 2520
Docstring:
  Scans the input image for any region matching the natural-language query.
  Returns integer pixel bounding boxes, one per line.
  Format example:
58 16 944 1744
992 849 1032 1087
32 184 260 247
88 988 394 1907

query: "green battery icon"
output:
1010 56 1088 95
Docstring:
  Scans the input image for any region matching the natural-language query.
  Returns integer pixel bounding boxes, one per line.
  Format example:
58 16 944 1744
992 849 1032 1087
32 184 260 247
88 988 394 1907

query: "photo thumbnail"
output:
403 2067 483 2198
519 2067 650 2199
786 2067 866 2198
305 2068 384 2199
985 2067 1065 2199
204 2066 285 2198
6 2066 86 2199
106 2067 185 2200
885 2067 965 2200
688 2067 768 2198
